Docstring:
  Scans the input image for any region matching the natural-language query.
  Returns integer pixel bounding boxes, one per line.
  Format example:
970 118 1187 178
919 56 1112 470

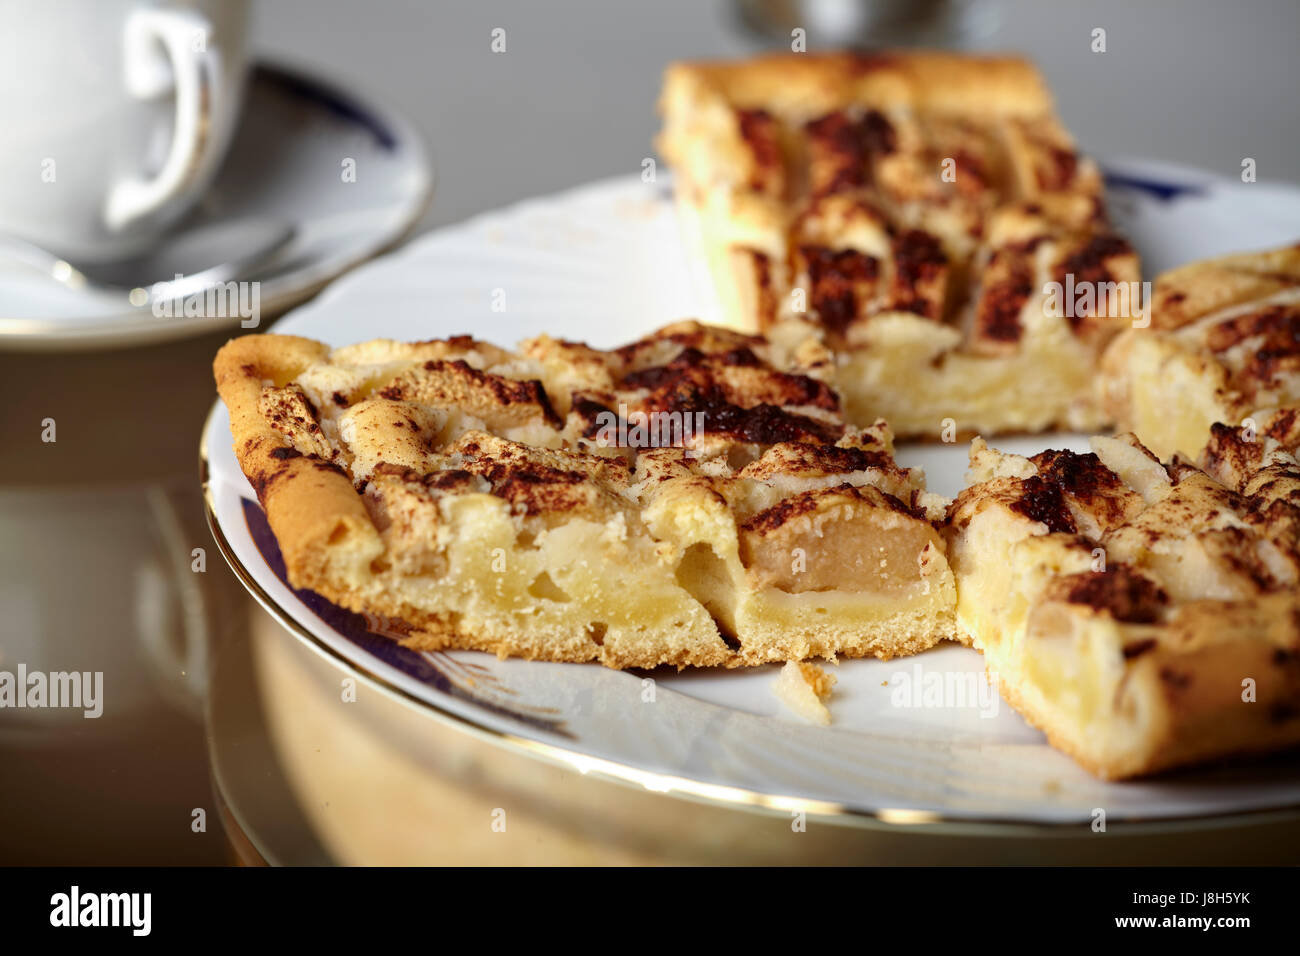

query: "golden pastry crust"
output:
214 321 956 669
214 334 386 592
658 49 1139 438
1100 243 1300 459
660 52 1054 128
946 432 1300 779
1144 244 1300 332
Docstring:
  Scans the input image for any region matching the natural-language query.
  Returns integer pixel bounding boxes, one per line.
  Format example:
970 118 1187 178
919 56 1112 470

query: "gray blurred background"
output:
259 0 1300 231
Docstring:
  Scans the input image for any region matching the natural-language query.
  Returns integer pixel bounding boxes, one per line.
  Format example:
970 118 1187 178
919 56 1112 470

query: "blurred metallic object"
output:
0 219 295 313
735 0 1002 48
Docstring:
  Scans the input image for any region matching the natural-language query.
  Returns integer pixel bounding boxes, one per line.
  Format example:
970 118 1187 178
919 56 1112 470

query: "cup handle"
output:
105 8 221 231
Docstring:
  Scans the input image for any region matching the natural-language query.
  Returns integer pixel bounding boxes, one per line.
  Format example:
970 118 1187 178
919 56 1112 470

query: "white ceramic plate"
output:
203 162 1300 831
0 61 433 351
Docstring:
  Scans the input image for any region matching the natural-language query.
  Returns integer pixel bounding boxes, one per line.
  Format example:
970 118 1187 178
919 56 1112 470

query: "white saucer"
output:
203 162 1300 831
0 60 433 352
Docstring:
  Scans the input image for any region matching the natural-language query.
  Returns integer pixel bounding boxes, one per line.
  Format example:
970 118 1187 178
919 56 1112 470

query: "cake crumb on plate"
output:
774 661 837 725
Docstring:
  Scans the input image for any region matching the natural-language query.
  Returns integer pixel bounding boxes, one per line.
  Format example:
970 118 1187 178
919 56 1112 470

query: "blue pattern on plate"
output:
1103 170 1206 202
240 497 572 736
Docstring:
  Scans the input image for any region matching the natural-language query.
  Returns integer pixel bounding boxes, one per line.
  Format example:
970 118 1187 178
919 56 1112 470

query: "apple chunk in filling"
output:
738 485 942 594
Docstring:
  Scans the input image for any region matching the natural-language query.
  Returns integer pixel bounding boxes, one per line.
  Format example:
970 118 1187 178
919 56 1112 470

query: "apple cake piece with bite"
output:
214 319 956 669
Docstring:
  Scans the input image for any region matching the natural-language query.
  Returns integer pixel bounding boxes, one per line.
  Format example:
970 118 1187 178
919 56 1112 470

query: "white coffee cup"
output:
0 0 251 263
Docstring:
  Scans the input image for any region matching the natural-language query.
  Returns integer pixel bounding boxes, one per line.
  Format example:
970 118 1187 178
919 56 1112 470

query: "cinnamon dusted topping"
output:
1196 303 1300 351
744 442 899 479
1165 456 1203 485
374 435 627 519
572 396 616 440
420 468 482 493
310 458 348 479
527 319 851 456
805 111 868 196
259 384 337 461
247 467 287 505
1121 637 1159 660
1056 234 1134 328
1044 566 1169 624
1009 475 1078 533
1059 234 1132 270
974 265 1033 346
1038 145 1079 192
371 461 475 492
1003 236 1046 257
380 359 562 428
1267 407 1300 443
1029 449 1117 490
479 464 589 516
800 244 880 336
858 110 898 156
718 345 764 368
414 334 478 351
621 345 840 413
950 148 992 198
659 388 843 446
612 319 766 367
735 108 785 194
582 384 842 449
622 347 762 389
1205 304 1300 389
804 110 895 197
1199 422 1266 491
889 229 948 319
749 250 778 328
801 245 880 280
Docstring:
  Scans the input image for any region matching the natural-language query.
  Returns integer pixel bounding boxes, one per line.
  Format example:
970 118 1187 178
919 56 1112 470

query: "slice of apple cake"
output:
214 320 956 669
657 50 1142 438
946 431 1300 778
